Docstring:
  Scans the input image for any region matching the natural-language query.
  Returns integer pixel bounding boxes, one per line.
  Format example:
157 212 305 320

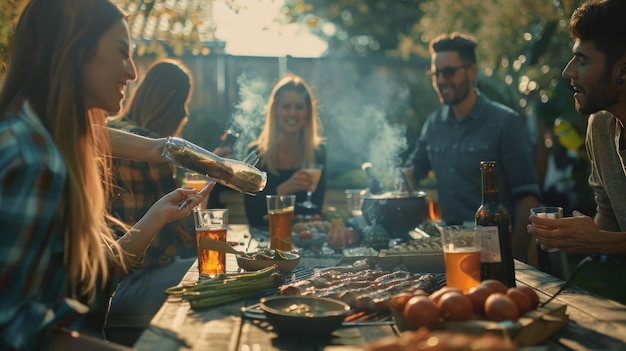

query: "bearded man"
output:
408 33 540 261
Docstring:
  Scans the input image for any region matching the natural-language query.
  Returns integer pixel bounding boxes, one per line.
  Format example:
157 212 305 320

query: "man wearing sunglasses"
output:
407 32 540 263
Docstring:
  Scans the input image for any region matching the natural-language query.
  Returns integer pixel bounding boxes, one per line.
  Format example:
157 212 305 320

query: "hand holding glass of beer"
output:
266 195 296 252
193 209 228 278
439 225 481 293
297 164 323 209
530 207 563 253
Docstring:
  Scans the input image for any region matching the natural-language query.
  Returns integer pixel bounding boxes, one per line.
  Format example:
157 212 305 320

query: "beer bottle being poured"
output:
475 161 516 288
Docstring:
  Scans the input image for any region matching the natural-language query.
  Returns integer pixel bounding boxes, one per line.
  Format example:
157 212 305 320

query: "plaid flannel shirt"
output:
0 101 90 350
108 120 196 268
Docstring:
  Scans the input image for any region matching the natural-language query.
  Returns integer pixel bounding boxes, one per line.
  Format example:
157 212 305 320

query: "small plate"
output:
236 252 300 272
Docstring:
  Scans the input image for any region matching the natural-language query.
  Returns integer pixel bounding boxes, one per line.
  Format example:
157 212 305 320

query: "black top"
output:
244 144 327 228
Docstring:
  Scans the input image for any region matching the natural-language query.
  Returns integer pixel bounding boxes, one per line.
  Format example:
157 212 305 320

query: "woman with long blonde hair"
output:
0 1 204 349
244 73 326 227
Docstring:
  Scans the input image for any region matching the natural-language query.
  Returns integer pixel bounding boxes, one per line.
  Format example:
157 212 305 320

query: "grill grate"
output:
243 267 446 325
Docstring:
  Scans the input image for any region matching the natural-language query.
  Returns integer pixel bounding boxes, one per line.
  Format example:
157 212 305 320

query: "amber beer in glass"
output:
183 172 208 192
440 225 481 293
266 195 296 251
193 209 228 278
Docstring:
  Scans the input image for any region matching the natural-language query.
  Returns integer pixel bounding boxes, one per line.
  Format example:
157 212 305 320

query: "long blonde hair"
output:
0 0 128 300
253 73 324 174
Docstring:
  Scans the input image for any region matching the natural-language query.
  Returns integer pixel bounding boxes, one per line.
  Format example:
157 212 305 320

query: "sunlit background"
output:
213 0 327 57
0 0 588 199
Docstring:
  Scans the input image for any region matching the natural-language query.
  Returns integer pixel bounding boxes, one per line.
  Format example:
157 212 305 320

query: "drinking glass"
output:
345 189 365 217
267 195 296 252
183 172 209 209
439 225 481 293
530 207 563 253
193 209 228 278
183 172 208 192
298 164 323 209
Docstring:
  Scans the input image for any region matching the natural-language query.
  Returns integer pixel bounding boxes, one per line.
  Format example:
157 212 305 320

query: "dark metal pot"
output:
361 191 428 240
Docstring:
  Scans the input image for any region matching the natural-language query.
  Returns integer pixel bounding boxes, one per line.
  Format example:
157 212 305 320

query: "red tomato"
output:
436 291 473 321
484 293 520 321
403 288 427 296
390 292 414 312
506 287 533 314
480 279 507 294
309 214 323 222
516 285 540 309
429 287 463 304
466 285 492 315
298 230 313 240
403 295 440 328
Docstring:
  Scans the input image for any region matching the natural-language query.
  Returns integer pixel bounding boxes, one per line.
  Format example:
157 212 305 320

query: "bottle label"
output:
480 226 502 263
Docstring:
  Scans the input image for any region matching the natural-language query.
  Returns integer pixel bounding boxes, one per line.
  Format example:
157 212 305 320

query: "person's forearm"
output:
587 230 626 256
108 127 167 163
512 195 540 261
115 208 169 269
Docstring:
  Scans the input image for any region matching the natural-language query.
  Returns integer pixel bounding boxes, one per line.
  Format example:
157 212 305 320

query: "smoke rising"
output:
228 61 412 190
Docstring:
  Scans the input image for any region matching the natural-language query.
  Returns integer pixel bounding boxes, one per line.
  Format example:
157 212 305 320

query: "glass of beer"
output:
193 209 228 278
530 207 563 218
439 225 481 293
530 207 563 253
266 195 296 251
297 164 323 209
183 172 210 210
183 172 208 192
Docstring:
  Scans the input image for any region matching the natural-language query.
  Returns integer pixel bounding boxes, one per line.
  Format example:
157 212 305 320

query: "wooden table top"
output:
134 225 626 351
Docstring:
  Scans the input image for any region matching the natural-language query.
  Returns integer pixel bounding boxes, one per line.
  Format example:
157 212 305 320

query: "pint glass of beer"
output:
266 195 296 251
439 225 481 293
193 209 228 278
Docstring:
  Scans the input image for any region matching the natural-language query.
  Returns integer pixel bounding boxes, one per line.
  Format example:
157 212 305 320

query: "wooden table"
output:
134 226 626 350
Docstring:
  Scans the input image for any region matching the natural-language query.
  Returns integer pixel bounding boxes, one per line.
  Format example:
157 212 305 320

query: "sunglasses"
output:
426 64 471 79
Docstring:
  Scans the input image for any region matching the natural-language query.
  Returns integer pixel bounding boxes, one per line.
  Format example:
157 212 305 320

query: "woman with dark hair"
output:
244 73 327 228
0 1 205 349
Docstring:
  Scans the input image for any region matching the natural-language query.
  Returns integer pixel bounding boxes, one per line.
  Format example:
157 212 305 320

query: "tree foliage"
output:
408 0 584 133
0 0 222 67
281 0 425 57
282 0 586 133
0 0 28 76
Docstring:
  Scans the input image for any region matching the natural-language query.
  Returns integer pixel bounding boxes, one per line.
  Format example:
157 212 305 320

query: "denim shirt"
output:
412 92 540 225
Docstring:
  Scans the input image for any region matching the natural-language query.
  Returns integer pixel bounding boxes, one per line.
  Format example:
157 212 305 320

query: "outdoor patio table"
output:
133 225 626 351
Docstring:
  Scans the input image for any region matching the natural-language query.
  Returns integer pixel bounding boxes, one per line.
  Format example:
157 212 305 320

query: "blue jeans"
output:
107 257 195 324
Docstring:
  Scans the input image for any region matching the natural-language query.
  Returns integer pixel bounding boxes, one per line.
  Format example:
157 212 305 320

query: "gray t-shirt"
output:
586 111 626 232
412 92 540 225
